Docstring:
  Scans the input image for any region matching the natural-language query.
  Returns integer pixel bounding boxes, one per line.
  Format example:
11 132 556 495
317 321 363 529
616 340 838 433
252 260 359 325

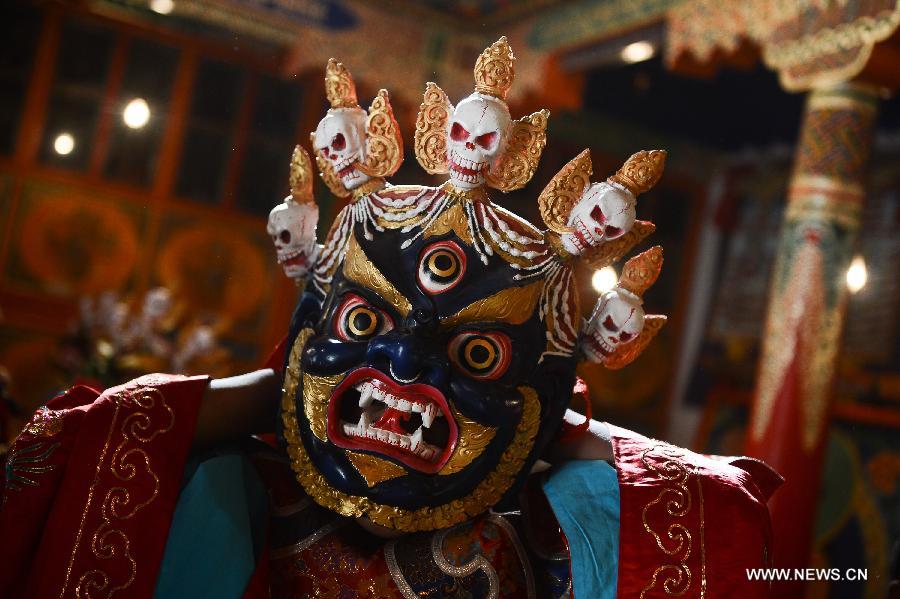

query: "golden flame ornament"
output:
289 145 315 204
609 150 667 195
474 36 516 100
325 58 358 109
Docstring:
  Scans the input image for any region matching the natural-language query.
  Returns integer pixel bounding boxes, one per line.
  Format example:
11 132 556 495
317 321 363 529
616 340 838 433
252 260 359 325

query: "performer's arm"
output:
192 368 281 449
545 408 614 463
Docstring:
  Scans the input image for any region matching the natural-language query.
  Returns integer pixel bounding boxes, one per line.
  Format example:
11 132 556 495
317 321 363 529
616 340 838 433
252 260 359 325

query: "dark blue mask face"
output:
283 213 576 531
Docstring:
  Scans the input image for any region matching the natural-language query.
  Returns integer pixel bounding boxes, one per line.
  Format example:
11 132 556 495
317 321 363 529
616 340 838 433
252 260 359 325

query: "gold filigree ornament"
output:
289 144 315 204
619 245 664 296
355 89 404 179
484 109 550 193
538 149 593 234
474 36 516 101
609 149 667 196
605 246 667 370
414 82 452 174
438 405 497 475
325 57 358 109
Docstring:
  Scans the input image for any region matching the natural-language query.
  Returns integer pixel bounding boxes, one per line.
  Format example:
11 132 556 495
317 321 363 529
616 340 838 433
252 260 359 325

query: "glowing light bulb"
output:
123 98 150 129
149 0 175 15
846 255 867 293
53 133 75 155
620 41 655 64
592 266 618 293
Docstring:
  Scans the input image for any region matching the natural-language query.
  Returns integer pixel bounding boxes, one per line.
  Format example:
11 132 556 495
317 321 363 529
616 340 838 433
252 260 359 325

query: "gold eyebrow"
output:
440 281 543 329
342 233 412 318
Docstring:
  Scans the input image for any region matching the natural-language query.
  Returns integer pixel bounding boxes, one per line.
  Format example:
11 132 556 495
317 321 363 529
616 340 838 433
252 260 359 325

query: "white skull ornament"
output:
314 108 370 190
582 288 644 364
561 182 636 256
446 93 511 190
267 199 319 281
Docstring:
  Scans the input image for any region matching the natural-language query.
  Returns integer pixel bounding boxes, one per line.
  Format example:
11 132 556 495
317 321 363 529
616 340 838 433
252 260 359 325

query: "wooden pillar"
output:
745 81 879 595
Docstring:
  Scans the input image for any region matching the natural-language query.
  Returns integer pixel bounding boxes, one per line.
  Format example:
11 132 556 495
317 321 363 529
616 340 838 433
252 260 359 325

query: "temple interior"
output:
1 1 899 597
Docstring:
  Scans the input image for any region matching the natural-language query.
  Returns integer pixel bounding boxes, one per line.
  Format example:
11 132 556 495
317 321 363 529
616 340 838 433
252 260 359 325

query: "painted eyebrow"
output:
342 233 412 318
440 281 543 329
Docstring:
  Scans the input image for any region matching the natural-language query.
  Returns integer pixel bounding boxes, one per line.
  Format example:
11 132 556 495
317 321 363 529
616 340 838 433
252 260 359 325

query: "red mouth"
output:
282 253 308 267
326 367 458 474
338 164 357 178
450 162 481 176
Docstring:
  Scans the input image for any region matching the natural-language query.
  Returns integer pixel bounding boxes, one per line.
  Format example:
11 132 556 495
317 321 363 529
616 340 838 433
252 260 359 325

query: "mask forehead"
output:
353 207 539 324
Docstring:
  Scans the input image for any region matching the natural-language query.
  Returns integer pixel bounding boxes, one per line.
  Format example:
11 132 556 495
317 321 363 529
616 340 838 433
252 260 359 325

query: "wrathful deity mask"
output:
279 38 668 533
282 191 578 531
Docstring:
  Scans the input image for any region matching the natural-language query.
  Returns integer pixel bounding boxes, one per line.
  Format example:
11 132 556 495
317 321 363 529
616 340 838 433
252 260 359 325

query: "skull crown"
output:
582 247 667 367
313 59 403 196
267 145 319 283
414 36 549 194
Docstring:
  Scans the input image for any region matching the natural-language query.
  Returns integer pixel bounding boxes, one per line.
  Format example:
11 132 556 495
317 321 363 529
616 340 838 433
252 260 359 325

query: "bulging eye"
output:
331 133 346 151
449 331 511 380
334 294 394 342
418 240 466 295
474 131 498 149
450 122 470 142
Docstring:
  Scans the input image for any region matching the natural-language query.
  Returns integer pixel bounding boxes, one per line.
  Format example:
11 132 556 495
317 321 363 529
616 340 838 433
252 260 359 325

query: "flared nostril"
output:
365 328 447 388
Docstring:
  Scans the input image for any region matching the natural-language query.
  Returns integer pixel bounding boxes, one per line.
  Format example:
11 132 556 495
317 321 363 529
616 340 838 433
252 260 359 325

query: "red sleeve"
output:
0 374 209 598
609 424 780 598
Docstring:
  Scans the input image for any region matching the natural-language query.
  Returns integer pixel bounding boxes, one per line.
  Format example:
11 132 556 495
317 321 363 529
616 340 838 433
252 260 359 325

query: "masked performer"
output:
0 39 780 599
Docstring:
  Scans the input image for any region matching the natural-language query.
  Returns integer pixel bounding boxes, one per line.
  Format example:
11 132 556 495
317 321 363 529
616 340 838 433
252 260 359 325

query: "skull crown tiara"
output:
298 37 670 371
270 37 673 532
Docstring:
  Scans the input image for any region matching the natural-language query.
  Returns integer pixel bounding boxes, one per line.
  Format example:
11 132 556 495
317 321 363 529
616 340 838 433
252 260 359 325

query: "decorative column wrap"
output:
746 81 878 586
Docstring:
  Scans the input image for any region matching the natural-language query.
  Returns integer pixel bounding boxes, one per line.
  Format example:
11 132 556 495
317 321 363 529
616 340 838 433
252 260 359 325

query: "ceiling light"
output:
53 133 75 155
592 266 618 293
149 0 175 15
621 41 655 64
123 98 150 129
846 255 867 293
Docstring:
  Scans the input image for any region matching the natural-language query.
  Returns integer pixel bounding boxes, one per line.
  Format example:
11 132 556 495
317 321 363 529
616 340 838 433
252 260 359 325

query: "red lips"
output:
326 367 459 474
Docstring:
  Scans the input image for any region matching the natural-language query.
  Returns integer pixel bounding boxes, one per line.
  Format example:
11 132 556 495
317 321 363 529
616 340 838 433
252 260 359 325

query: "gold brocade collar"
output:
440 182 489 204
351 178 387 201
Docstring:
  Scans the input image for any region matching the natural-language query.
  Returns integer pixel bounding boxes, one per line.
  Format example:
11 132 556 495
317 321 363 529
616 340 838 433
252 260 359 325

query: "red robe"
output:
1 374 780 598
0 375 208 598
